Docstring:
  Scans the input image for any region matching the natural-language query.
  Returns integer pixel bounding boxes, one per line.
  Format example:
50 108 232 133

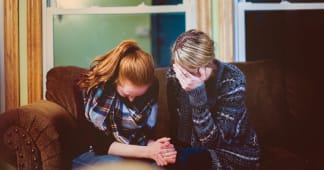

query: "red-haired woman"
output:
73 40 176 169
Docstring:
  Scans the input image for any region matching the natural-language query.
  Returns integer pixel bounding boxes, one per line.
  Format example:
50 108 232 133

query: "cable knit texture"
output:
167 59 260 169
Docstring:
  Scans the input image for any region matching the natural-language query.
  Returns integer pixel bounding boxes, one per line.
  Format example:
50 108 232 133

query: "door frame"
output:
0 0 4 112
3 0 19 111
3 0 42 111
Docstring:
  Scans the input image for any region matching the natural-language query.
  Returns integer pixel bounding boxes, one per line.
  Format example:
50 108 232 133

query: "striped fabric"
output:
83 82 157 145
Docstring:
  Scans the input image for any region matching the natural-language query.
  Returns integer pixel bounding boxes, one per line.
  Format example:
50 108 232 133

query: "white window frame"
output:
234 0 324 62
42 0 197 84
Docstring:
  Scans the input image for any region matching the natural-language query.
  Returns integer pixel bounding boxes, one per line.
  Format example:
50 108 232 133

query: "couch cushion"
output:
260 146 311 170
152 68 170 138
284 58 324 167
233 60 290 146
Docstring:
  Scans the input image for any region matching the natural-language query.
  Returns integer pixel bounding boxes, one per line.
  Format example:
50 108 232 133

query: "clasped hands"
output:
147 137 177 166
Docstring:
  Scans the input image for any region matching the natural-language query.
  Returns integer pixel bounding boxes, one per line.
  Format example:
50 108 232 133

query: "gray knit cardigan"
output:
166 59 260 169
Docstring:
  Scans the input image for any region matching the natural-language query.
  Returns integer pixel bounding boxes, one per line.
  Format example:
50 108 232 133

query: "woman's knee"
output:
177 147 212 170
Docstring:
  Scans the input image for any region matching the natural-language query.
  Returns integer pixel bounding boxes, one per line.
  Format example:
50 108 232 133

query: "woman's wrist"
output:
143 144 155 159
187 83 207 107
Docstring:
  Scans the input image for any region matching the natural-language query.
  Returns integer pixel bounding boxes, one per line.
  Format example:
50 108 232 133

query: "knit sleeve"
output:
93 131 115 155
167 78 180 141
166 67 184 145
188 66 248 147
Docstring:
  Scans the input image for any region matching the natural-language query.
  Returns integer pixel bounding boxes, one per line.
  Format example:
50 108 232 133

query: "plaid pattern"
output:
83 82 156 145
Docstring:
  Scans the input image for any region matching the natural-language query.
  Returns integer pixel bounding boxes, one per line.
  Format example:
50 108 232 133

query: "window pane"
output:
245 10 324 65
51 0 183 8
53 13 185 68
246 0 281 2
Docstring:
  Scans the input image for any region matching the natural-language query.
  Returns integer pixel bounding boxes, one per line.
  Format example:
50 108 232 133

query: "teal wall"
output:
19 0 28 105
53 0 152 68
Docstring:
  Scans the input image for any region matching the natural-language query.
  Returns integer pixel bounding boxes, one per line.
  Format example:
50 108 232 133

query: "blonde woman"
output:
166 30 260 170
73 40 176 169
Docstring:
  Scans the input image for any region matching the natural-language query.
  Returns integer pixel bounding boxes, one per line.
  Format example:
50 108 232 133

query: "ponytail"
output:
78 40 154 93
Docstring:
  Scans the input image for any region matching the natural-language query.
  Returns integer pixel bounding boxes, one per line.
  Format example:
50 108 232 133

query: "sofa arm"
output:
0 101 78 170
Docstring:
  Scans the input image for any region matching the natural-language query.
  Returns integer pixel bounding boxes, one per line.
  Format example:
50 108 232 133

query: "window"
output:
234 0 324 62
44 0 197 76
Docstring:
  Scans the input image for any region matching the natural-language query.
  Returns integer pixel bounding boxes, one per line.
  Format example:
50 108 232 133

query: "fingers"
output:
160 147 177 158
151 138 177 166
151 140 175 166
160 150 177 164
173 64 190 90
173 64 203 91
156 154 167 166
156 137 170 142
199 66 212 81
173 64 195 78
173 63 184 74
164 143 174 149
173 64 185 77
156 137 171 146
162 150 177 157
199 66 206 80
164 154 177 164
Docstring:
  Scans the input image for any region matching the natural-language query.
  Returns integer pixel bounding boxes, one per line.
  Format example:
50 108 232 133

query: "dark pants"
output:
167 147 212 170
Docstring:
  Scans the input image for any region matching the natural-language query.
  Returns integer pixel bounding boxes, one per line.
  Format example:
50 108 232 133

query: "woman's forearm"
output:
187 84 218 144
107 138 176 166
108 142 149 158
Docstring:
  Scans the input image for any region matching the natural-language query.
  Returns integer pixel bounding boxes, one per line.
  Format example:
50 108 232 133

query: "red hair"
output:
78 40 155 93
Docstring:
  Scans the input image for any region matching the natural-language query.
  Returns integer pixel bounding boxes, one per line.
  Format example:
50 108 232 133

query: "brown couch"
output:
0 59 323 170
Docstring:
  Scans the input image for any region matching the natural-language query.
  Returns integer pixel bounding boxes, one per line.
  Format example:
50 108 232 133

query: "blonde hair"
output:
171 29 215 70
78 40 155 93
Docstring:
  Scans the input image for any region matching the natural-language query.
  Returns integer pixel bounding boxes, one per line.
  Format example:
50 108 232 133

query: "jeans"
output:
167 147 212 170
72 151 159 170
72 151 122 170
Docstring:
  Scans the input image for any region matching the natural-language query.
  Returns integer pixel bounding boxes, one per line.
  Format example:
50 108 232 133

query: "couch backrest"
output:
45 60 290 144
152 68 170 138
233 60 289 145
46 66 87 119
153 60 290 143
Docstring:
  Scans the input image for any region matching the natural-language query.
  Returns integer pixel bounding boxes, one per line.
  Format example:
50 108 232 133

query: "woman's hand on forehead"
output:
173 63 208 79
173 63 206 91
173 63 191 77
